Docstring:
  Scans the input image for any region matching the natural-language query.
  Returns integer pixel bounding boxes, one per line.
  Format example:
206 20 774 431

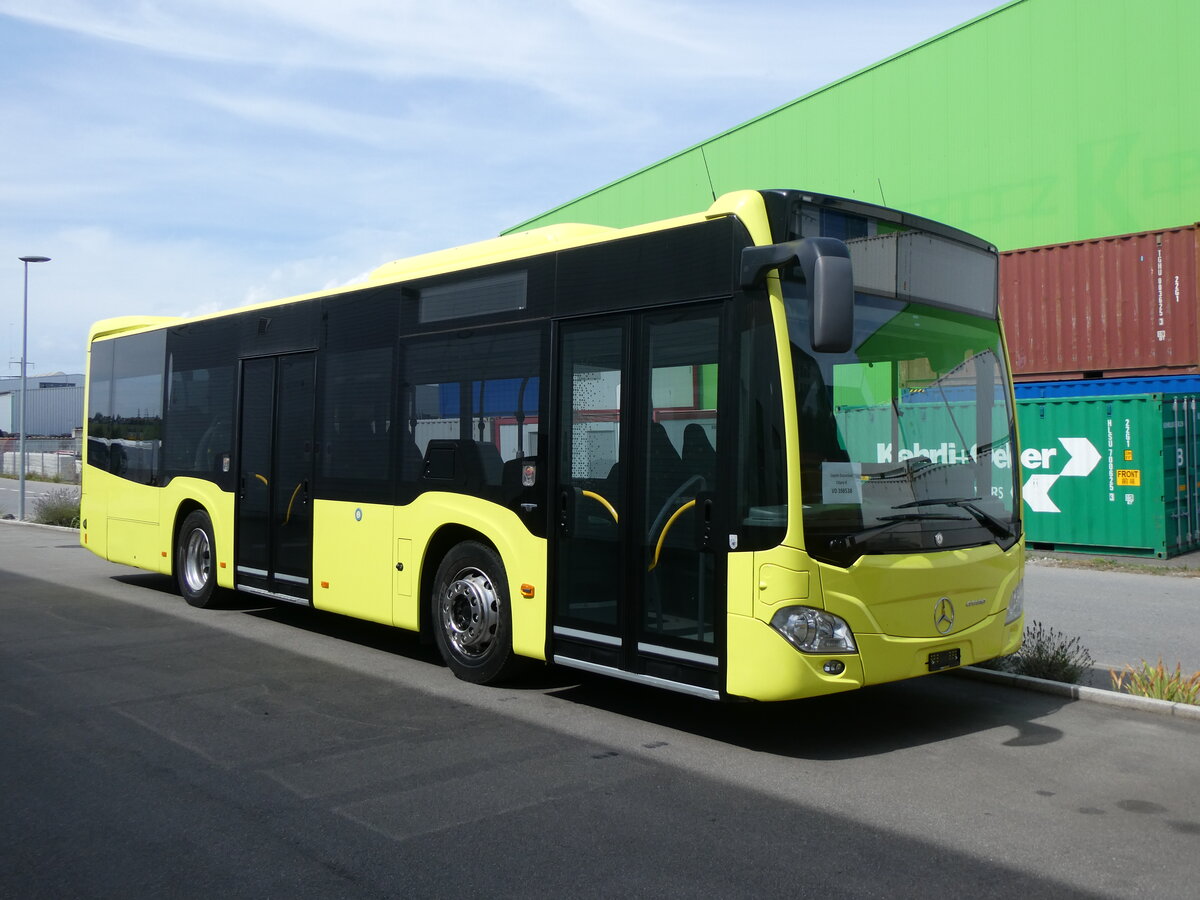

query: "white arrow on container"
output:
1023 472 1062 514
1057 437 1102 478
1022 437 1102 514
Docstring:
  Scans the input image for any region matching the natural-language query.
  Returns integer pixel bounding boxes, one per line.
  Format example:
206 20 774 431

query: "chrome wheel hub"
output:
183 528 211 593
440 568 500 658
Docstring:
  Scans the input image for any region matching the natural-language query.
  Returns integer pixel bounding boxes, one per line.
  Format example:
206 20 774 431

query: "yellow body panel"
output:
307 493 550 658
750 544 818 618
726 613 865 701
854 614 1023 685
311 501 396 625
818 542 1023 642
725 540 1024 700
106 519 161 571
81 472 237 587
83 472 549 659
387 493 548 660
87 315 180 343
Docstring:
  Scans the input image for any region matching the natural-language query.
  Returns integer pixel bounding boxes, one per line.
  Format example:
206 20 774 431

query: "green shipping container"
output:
1016 394 1200 557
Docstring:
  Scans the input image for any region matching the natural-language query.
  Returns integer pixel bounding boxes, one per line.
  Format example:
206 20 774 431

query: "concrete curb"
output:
957 665 1200 721
0 519 80 533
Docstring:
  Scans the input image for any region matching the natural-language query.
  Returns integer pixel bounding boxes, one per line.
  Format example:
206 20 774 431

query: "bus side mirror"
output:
740 237 854 353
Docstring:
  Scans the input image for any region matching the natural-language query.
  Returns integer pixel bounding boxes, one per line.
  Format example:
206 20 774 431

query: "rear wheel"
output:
176 509 220 608
432 541 520 684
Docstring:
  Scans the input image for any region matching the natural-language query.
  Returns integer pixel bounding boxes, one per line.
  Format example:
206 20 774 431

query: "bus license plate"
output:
927 649 961 671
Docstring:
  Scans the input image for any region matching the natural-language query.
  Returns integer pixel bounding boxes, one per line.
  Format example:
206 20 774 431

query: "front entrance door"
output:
551 306 724 696
236 352 316 603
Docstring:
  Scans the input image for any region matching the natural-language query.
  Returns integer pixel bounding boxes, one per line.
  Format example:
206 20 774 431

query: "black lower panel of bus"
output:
635 656 720 693
554 636 622 670
554 636 720 693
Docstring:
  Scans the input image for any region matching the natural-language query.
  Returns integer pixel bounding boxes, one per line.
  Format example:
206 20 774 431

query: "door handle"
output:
558 489 572 535
701 497 714 551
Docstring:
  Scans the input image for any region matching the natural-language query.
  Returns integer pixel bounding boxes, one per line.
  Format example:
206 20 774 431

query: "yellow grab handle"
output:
649 499 696 571
283 481 304 525
581 489 619 524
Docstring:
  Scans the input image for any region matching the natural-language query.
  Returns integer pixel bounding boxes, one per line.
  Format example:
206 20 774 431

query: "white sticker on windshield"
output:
822 462 863 504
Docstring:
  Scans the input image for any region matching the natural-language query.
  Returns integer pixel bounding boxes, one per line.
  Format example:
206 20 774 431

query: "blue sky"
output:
1 0 1001 374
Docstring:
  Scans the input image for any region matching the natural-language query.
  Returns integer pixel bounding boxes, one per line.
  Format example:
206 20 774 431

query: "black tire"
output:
432 541 520 684
176 509 219 608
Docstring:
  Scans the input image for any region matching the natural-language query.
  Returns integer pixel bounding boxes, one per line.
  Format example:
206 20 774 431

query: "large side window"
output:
164 319 236 487
318 291 399 504
400 325 546 530
89 331 166 484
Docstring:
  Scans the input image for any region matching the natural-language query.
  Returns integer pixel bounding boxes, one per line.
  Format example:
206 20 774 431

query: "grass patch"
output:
1111 659 1200 705
0 471 76 484
1028 553 1200 578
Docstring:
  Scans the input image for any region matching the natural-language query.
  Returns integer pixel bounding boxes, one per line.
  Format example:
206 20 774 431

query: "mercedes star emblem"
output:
934 597 955 634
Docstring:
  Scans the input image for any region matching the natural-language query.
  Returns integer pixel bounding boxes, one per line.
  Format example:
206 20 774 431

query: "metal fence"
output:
0 437 82 483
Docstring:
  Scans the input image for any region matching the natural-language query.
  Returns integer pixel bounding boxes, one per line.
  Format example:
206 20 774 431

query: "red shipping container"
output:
1000 224 1200 380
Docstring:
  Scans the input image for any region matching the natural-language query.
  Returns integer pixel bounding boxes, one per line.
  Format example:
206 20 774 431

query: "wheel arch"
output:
170 498 208 579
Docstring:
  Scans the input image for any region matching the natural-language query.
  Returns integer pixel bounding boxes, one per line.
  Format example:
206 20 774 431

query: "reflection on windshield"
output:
788 292 1020 566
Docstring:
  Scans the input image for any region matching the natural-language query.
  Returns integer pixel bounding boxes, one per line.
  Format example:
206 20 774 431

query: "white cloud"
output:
0 0 1003 373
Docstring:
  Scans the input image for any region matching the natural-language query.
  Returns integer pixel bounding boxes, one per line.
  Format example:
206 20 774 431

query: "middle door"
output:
552 305 724 690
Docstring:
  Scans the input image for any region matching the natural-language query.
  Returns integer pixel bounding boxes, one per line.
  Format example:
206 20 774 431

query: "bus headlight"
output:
1004 579 1025 624
770 606 858 654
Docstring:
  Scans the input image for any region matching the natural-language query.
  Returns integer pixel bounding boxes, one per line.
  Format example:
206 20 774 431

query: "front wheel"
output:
432 541 520 684
176 509 220 608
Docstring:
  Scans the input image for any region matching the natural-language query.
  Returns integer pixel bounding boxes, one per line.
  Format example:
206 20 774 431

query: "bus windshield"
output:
785 248 1020 567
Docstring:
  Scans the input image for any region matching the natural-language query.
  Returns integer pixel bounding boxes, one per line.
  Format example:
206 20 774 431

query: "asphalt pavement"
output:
2 522 1199 899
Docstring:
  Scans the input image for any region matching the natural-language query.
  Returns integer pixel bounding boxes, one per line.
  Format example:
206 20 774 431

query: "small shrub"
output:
1111 659 1200 705
982 620 1094 684
32 487 81 528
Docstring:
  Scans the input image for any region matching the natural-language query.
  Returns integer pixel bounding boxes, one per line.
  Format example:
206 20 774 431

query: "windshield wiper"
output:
895 497 1015 539
831 512 971 550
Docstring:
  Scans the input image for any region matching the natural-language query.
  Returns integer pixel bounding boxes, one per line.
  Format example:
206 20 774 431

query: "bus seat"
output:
647 422 686 516
474 440 504 486
681 422 715 487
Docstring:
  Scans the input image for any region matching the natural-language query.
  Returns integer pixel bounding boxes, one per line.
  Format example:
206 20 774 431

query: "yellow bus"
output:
81 189 1024 701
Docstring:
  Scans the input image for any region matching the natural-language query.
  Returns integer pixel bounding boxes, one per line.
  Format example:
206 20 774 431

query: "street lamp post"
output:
17 255 50 521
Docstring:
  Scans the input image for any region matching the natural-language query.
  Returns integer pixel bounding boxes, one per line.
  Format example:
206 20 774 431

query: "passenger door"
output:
551 306 724 696
235 352 316 603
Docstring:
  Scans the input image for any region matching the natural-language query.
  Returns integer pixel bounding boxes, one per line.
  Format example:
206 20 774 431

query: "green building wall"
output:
507 0 1199 252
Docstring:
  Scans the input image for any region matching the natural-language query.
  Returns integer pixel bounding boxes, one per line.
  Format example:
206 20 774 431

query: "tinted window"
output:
419 271 527 323
318 291 399 503
86 339 115 472
400 325 546 530
164 320 236 486
88 331 165 484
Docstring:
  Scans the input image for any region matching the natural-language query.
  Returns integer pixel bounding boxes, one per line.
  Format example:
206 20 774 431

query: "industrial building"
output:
507 0 1200 556
510 0 1196 258
0 373 84 437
